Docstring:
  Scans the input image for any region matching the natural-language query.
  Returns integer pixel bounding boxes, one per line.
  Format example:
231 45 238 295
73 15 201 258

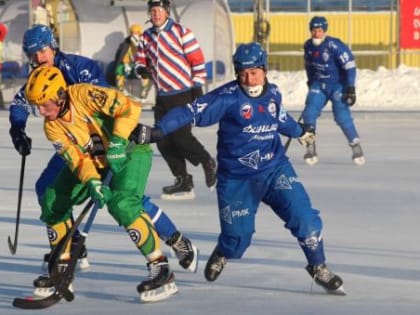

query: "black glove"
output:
129 123 164 144
9 126 32 156
342 86 356 106
191 85 203 99
134 65 151 80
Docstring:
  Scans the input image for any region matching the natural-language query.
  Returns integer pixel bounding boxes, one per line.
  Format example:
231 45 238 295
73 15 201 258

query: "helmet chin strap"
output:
241 84 264 97
312 36 325 46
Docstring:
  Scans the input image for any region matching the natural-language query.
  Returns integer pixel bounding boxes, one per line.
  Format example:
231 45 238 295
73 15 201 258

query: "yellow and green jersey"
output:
44 83 141 184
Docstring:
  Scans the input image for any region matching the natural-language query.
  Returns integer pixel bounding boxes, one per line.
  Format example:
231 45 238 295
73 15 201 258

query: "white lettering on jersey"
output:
242 124 278 134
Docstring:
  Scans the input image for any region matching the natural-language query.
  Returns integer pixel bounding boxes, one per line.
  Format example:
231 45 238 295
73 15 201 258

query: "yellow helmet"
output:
130 24 142 36
25 66 67 105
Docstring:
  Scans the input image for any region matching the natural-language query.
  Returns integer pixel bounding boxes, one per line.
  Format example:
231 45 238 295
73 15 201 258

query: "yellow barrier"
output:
231 12 420 70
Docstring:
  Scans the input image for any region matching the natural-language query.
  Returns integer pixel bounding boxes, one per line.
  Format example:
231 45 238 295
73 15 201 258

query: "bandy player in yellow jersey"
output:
24 66 178 303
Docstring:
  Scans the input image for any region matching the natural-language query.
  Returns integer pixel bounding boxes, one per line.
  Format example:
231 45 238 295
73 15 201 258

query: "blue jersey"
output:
304 35 356 87
158 80 303 179
9 50 109 129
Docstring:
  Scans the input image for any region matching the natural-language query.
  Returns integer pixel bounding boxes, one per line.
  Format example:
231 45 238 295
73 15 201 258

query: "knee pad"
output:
47 218 73 259
219 233 252 259
126 213 161 261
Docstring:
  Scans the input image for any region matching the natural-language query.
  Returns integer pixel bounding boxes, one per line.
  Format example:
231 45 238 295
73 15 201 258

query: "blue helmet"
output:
232 42 267 73
22 24 58 57
309 16 328 32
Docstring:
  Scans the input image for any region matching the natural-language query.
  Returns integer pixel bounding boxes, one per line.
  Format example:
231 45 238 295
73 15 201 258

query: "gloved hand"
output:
298 124 316 146
87 179 112 208
9 126 32 156
191 85 203 99
134 65 151 79
106 135 128 173
129 123 164 144
342 86 356 106
124 64 132 76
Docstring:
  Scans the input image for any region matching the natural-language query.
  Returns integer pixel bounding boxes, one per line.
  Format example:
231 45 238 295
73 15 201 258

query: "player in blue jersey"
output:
131 42 346 295
8 24 197 297
302 16 365 166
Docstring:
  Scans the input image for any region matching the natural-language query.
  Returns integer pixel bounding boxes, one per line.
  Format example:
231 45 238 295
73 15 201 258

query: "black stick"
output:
284 112 304 152
8 155 26 255
49 171 113 301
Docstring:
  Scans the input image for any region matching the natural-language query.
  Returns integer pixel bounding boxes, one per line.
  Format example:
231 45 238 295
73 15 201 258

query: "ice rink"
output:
1 109 419 314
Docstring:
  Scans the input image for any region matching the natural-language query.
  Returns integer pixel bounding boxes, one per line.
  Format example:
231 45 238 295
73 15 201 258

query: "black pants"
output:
154 89 211 178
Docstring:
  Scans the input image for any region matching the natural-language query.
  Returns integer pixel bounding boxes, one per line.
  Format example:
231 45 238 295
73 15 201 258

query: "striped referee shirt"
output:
135 18 207 96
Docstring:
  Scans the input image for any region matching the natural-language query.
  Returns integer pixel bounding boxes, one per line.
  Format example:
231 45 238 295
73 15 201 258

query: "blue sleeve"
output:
277 111 303 138
57 53 110 87
303 41 314 83
335 40 356 86
9 86 32 129
157 87 228 135
156 105 194 135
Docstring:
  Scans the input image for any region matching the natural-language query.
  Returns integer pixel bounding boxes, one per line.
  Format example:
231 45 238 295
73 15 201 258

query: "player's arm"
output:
9 86 33 156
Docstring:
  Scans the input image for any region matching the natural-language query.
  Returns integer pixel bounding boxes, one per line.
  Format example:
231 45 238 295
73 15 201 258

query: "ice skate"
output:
305 264 346 295
166 231 199 272
33 260 73 298
41 241 90 272
204 246 227 282
161 175 195 200
137 256 178 303
304 142 318 166
350 140 365 166
202 157 217 190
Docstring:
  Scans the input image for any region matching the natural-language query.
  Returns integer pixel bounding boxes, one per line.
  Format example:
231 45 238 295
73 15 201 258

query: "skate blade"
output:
139 281 179 303
304 156 318 166
169 245 199 273
209 183 216 192
188 245 199 273
33 283 73 299
325 284 346 296
77 257 90 272
353 156 366 166
160 190 195 200
33 287 55 299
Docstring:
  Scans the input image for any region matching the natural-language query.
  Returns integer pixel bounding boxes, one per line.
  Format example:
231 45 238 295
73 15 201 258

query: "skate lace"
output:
313 265 334 283
351 143 363 158
211 255 226 272
147 262 163 279
172 237 192 260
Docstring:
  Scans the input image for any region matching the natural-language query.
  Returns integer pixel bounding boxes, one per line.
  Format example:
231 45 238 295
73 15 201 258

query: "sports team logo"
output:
240 103 253 120
322 50 330 62
47 226 58 242
127 228 141 244
268 100 277 118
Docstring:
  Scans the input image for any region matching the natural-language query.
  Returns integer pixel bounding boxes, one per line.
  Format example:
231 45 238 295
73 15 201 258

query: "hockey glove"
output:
87 179 112 208
191 85 203 100
129 123 164 144
106 135 128 173
343 86 356 106
124 64 132 76
134 65 151 80
10 126 32 156
298 124 316 146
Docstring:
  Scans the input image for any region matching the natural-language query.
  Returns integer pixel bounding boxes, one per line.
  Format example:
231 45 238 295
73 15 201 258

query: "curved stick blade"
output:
8 235 17 255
